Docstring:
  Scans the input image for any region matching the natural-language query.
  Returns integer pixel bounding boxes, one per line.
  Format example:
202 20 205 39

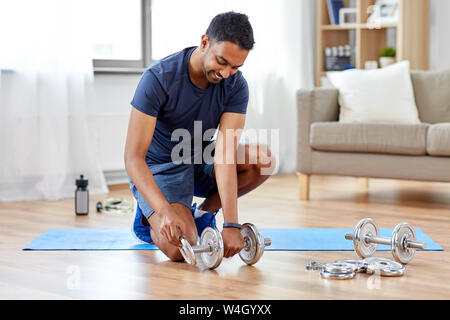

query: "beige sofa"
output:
296 70 450 200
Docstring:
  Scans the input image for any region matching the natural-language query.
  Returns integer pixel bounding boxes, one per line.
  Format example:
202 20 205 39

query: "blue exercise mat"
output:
23 227 442 251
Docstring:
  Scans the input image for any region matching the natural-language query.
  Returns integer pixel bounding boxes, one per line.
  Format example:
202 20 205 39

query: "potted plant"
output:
379 47 396 68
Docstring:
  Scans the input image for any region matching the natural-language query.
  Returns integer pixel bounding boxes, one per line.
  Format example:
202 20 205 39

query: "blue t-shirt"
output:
130 46 249 164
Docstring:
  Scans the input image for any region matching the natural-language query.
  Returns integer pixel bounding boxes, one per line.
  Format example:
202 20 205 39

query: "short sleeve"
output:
223 74 249 114
130 70 167 117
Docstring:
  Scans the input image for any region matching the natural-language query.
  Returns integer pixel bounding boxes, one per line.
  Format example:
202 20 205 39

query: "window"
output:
92 0 152 73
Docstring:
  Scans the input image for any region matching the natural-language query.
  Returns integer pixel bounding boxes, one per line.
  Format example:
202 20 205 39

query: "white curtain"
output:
0 0 108 201
152 0 316 173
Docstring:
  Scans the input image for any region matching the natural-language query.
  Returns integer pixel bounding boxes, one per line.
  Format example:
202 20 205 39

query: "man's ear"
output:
200 35 210 52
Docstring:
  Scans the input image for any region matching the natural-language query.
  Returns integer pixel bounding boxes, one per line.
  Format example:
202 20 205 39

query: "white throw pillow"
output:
326 61 421 124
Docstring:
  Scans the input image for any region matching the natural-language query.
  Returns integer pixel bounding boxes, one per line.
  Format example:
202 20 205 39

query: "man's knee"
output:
254 144 276 177
237 144 276 183
166 247 185 262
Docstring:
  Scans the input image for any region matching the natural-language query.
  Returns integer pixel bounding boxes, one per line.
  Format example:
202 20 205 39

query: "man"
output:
125 12 275 262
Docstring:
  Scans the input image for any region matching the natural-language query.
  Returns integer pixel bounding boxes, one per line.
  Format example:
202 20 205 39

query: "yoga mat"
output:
23 228 443 251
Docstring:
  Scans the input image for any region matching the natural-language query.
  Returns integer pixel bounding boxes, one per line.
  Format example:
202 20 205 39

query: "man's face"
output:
200 36 249 84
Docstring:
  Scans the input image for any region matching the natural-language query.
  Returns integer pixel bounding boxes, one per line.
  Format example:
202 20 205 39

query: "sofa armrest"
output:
296 88 339 173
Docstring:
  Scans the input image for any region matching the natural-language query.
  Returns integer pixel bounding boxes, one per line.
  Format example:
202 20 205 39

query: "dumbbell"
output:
344 218 426 264
179 223 271 269
239 223 272 265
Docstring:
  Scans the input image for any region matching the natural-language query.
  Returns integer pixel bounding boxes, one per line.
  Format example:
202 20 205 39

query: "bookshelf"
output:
316 0 430 86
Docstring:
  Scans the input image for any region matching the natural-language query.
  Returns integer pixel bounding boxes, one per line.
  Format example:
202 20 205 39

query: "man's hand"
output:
221 227 244 258
152 204 186 248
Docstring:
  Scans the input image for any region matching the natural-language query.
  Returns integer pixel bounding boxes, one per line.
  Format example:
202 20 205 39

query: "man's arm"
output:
124 107 185 246
124 107 169 212
214 112 246 257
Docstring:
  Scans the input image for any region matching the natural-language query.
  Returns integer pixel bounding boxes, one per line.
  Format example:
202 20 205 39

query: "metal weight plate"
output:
353 218 379 258
179 237 196 265
305 261 323 271
199 227 224 269
391 222 416 264
320 270 356 280
239 223 265 265
322 262 355 274
334 259 368 273
364 257 406 277
364 257 390 266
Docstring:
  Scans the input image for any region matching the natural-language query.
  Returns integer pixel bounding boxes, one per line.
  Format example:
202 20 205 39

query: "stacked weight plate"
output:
307 257 406 280
364 257 406 277
319 262 357 280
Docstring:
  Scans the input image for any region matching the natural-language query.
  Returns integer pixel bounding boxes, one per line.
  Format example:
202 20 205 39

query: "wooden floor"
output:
1 174 449 300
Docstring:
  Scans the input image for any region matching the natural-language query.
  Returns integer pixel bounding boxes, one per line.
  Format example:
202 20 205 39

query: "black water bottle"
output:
75 174 89 215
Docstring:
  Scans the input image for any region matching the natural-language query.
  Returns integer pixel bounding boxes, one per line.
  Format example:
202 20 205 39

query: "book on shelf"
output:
327 0 344 25
324 45 354 71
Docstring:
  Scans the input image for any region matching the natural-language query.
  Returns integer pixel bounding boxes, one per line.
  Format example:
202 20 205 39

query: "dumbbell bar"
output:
345 218 426 264
179 223 271 269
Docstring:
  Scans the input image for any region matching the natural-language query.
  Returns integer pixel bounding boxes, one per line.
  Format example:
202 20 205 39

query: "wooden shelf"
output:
316 0 429 87
360 23 398 29
321 24 360 30
321 23 398 30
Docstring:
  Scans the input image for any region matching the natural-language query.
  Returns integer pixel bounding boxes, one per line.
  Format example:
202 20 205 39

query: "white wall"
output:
89 74 141 184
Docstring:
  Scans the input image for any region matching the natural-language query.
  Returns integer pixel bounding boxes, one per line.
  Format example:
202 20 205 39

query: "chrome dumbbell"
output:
345 218 426 264
179 223 272 269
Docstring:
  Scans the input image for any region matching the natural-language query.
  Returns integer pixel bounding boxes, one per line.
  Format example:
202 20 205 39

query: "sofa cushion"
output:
326 61 421 124
427 123 450 156
411 70 450 124
310 122 429 155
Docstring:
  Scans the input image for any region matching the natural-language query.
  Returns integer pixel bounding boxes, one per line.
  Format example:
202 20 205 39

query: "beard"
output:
201 63 223 84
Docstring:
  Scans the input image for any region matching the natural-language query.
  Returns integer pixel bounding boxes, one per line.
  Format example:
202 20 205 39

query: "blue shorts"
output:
130 160 217 222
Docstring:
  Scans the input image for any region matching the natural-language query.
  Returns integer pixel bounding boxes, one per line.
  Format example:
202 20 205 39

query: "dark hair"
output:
205 11 255 51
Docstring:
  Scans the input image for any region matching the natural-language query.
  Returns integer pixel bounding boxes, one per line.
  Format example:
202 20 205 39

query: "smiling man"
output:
125 12 275 262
